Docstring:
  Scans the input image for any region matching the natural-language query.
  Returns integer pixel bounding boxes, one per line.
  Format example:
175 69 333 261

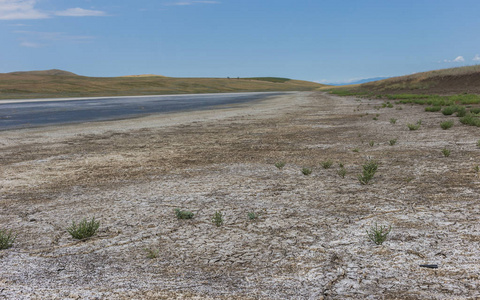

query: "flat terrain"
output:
1 92 479 299
0 92 288 130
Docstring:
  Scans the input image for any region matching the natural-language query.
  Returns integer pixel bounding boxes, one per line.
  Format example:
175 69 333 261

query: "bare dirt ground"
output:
1 92 479 299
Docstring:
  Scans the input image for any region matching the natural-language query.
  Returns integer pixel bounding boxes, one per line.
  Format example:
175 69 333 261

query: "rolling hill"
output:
0 70 325 100
326 65 480 95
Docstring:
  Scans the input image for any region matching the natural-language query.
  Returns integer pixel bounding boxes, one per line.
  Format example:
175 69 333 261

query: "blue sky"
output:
1 0 480 83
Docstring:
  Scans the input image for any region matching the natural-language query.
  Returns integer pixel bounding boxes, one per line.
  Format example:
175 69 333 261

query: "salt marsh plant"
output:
301 168 312 176
247 212 258 220
212 211 224 227
442 148 451 157
275 161 286 169
440 120 454 130
0 229 16 250
358 160 378 185
367 223 392 245
175 209 194 219
407 123 420 131
425 106 441 112
144 248 159 259
67 217 100 240
338 167 347 178
321 160 333 169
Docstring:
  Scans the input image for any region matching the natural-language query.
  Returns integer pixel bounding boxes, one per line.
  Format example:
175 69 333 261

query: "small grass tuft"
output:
321 160 333 169
67 217 100 240
358 160 378 185
247 212 258 220
407 123 420 131
212 211 224 227
145 248 159 259
367 223 392 245
301 168 312 176
352 148 360 153
389 118 397 124
442 148 451 157
0 229 16 250
440 120 454 130
337 167 346 178
175 209 194 219
275 161 286 169
389 139 397 146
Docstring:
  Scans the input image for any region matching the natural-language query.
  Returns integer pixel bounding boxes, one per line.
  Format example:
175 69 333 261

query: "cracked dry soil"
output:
0 92 479 299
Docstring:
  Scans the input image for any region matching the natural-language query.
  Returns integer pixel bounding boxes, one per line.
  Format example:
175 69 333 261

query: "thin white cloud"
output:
54 8 106 17
167 1 220 6
0 0 48 20
15 30 94 48
20 40 40 47
443 56 465 63
0 0 107 20
473 54 480 61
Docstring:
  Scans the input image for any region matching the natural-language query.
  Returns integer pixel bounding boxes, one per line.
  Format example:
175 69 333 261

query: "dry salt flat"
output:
1 92 479 299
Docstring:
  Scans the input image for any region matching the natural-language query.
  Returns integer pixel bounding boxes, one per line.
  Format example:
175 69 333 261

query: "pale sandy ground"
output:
1 92 479 299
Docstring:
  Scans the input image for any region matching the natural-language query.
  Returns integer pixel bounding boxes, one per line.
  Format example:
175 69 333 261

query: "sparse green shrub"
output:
474 165 479 173
386 102 394 108
407 123 420 130
358 160 378 185
67 217 100 240
460 114 480 127
338 167 346 178
247 212 258 220
0 229 16 250
425 106 442 112
440 120 454 130
396 107 403 110
338 162 344 168
175 209 194 219
212 211 224 227
321 160 333 169
352 148 360 153
469 107 480 114
369 141 374 147
456 106 467 117
373 117 378 120
301 168 312 175
275 161 286 169
442 148 451 157
389 139 397 146
416 119 422 125
477 140 480 148
389 118 397 124
145 248 159 259
367 223 392 245
442 106 458 115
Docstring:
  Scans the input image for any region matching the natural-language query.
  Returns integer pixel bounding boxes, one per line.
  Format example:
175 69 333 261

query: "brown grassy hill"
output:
325 65 480 95
0 70 325 100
